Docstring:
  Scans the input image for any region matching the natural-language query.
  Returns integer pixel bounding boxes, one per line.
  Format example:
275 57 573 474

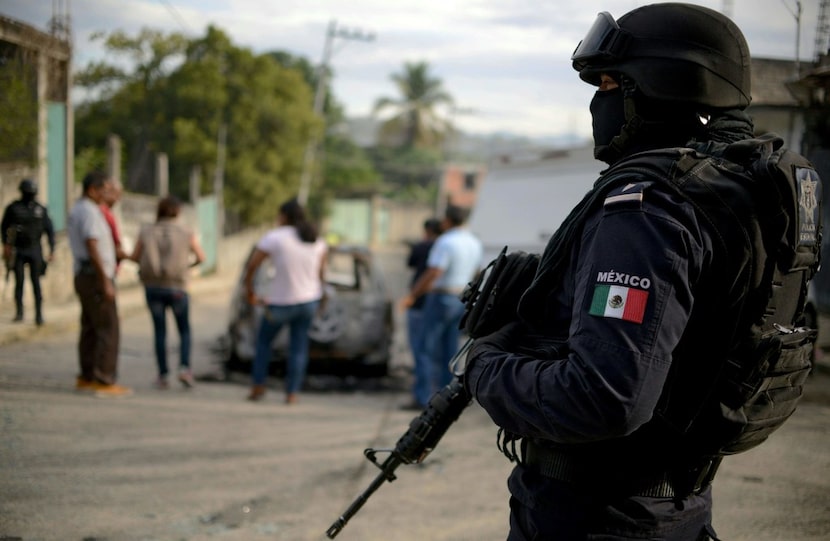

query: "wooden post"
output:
156 153 169 196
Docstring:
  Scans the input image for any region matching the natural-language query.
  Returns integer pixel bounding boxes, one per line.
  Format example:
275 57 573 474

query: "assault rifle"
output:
325 248 540 538
3 227 16 299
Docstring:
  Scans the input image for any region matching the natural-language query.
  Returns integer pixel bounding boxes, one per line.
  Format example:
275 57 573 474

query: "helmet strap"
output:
598 76 704 164
597 77 645 164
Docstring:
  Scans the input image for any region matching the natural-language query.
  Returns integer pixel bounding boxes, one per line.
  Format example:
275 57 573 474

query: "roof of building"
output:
0 14 71 61
751 57 801 107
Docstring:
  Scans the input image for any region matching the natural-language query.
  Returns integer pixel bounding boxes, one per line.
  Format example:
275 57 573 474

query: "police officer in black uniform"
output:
462 4 820 541
2 179 56 325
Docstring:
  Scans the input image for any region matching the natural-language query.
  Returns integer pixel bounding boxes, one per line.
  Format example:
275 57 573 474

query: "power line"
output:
156 0 193 34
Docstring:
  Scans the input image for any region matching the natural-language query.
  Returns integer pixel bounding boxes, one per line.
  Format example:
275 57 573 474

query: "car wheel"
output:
360 361 389 378
309 286 345 343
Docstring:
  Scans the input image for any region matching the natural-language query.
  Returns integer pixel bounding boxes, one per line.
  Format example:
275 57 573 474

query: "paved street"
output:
1 251 829 541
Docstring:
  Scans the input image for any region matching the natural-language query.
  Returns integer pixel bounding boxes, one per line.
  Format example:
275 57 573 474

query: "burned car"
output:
226 244 394 377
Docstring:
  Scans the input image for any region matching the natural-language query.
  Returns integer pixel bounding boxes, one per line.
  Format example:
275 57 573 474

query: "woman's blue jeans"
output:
144 286 191 377
252 301 319 393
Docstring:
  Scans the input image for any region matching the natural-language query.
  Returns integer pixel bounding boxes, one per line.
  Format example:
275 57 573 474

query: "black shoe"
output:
12 314 23 323
399 400 426 412
35 316 44 326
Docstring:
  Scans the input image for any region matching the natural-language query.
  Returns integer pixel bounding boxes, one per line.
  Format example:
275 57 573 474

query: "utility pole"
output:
781 0 803 76
214 123 227 236
816 0 830 61
297 20 375 205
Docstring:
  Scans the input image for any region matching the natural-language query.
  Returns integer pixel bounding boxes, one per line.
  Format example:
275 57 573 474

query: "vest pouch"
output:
717 325 815 455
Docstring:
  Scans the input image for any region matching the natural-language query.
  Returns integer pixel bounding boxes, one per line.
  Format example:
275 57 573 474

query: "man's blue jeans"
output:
144 286 190 377
252 301 319 393
406 306 426 358
413 293 465 406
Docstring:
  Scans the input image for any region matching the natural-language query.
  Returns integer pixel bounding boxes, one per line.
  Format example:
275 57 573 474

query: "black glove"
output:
464 322 569 396
463 322 523 396
469 321 524 357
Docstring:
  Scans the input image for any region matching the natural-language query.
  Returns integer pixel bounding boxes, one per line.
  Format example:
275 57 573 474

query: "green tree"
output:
75 28 189 192
373 61 454 150
74 26 319 226
323 134 380 194
367 145 443 203
219 45 317 224
0 55 37 163
268 51 344 124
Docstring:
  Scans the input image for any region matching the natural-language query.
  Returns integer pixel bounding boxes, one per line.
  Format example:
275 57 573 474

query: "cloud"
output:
1 0 820 139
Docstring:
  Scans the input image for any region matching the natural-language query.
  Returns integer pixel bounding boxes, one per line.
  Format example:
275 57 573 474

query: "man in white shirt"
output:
68 171 131 397
402 204 483 408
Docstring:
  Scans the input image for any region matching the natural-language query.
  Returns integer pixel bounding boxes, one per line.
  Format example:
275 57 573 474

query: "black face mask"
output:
590 87 627 150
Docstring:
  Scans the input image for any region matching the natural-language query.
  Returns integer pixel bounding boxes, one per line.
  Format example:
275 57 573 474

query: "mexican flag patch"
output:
589 284 648 324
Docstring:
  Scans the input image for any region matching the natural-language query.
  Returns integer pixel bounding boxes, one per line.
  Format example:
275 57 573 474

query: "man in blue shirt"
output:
402 205 482 409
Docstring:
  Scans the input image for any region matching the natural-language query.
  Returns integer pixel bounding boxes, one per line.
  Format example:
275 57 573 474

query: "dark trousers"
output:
144 286 191 377
74 273 120 384
506 466 719 541
13 251 43 316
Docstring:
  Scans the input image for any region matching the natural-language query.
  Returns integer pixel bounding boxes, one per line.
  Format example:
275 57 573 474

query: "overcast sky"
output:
0 0 820 140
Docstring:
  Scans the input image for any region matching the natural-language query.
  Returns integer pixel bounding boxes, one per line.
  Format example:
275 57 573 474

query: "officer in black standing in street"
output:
462 3 821 541
2 179 56 325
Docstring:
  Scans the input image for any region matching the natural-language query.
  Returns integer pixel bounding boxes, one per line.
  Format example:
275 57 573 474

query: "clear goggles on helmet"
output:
571 11 628 70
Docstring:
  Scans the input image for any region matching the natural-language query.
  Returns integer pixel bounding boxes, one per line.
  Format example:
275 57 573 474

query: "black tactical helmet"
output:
571 3 751 110
19 179 38 195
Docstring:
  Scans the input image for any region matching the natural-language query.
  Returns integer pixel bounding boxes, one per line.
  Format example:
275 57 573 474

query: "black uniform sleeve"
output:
466 185 705 444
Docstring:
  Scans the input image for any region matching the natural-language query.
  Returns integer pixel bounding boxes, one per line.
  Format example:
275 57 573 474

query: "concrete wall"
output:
380 200 435 247
323 197 434 250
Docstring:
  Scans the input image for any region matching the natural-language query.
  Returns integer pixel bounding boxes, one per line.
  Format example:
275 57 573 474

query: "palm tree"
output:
373 61 454 149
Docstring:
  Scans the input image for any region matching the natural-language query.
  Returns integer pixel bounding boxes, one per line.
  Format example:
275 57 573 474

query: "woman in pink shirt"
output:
243 198 327 404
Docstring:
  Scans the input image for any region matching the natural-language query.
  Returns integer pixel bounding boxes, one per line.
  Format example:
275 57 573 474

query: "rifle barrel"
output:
326 455 403 538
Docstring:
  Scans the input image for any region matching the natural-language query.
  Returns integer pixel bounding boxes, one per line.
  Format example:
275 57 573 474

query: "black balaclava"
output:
590 77 706 165
590 87 627 156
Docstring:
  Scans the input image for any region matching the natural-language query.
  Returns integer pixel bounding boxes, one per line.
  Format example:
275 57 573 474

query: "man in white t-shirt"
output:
68 171 131 397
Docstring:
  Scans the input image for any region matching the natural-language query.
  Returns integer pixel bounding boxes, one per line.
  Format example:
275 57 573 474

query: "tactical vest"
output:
7 200 47 250
596 135 821 456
